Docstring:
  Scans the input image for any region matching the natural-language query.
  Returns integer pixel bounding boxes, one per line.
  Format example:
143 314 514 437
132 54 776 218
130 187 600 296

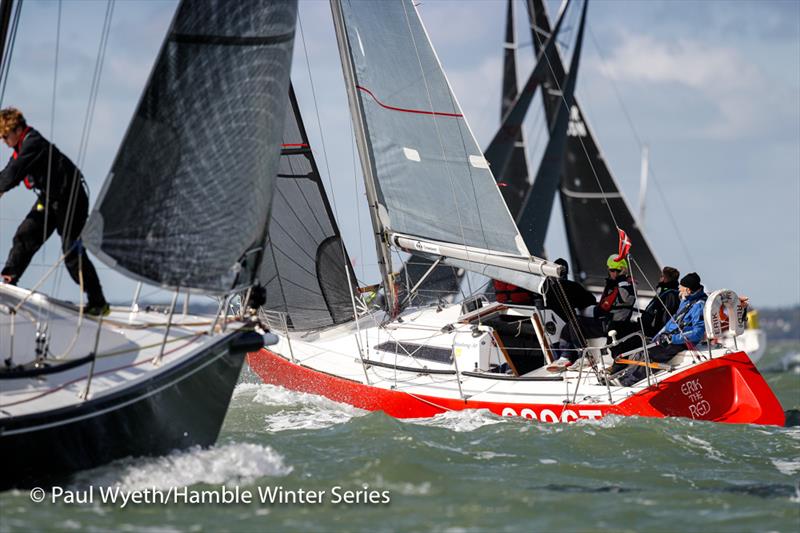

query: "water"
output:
2 343 798 532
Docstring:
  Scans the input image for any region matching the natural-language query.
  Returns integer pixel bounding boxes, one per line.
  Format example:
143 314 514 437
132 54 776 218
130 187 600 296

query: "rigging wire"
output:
53 0 114 304
43 0 62 277
586 26 695 270
0 0 21 105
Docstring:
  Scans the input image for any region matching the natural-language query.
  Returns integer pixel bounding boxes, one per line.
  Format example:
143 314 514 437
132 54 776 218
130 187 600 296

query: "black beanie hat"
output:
680 272 701 292
555 258 569 278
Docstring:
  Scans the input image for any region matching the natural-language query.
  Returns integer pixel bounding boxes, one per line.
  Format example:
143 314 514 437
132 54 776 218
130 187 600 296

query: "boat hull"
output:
0 334 247 490
248 349 785 426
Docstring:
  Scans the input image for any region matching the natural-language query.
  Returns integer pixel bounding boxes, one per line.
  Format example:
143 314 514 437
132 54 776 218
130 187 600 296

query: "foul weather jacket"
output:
0 127 84 204
658 289 708 346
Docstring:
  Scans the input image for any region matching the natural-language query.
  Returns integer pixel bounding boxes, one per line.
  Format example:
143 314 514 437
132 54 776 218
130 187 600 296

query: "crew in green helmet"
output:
606 254 628 272
548 251 636 372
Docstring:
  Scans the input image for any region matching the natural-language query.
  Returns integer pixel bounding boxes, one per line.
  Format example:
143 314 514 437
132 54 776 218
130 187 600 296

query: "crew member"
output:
0 107 108 315
618 272 708 386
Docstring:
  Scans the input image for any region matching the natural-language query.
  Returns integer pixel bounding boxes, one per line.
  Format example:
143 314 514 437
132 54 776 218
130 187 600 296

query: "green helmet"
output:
607 254 628 271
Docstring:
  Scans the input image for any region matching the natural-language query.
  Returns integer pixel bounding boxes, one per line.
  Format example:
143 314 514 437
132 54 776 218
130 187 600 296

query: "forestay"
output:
258 85 355 330
84 0 297 294
337 0 557 291
528 0 661 289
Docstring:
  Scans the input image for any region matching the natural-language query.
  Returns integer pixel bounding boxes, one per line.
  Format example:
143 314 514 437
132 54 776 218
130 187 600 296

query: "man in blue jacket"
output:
619 272 707 386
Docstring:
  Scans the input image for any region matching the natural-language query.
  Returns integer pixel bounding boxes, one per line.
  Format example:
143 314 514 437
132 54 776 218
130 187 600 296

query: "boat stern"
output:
618 351 785 426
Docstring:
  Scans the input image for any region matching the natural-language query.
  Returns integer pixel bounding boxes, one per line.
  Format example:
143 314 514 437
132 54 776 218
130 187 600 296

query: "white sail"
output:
332 0 560 288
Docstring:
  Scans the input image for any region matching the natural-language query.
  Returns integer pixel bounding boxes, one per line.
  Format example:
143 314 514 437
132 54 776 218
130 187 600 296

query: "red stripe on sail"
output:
281 143 309 148
356 85 463 118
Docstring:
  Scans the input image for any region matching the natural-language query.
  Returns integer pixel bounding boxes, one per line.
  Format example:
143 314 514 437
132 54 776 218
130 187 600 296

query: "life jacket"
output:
493 280 533 305
11 126 34 189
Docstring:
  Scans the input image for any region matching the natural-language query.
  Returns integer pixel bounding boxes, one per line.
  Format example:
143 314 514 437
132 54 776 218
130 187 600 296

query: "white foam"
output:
406 408 503 432
539 458 558 465
234 383 367 432
772 459 800 476
262 406 362 432
371 474 431 496
674 433 728 463
82 443 291 490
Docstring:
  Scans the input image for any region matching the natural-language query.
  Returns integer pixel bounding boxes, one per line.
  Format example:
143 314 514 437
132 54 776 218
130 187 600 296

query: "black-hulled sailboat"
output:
0 0 297 489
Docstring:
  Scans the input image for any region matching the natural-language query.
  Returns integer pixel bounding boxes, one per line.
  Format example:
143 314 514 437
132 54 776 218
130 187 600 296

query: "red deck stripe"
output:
356 85 463 118
281 143 309 148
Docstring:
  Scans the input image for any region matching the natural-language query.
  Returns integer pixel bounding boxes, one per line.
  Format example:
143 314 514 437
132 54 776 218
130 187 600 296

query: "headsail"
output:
332 0 559 293
258 85 355 330
84 0 297 294
527 0 661 289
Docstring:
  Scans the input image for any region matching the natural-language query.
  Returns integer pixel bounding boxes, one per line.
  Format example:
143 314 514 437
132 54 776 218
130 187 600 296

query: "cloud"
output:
595 32 781 140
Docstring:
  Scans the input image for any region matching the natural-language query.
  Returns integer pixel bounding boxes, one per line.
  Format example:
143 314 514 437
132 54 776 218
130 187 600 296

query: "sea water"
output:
1 343 798 532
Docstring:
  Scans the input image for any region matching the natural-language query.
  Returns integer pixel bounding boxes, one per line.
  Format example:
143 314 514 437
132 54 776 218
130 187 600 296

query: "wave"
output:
233 383 367 432
73 442 291 490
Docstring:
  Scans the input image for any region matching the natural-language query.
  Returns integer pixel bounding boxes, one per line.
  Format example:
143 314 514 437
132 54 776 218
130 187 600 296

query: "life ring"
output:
704 289 746 339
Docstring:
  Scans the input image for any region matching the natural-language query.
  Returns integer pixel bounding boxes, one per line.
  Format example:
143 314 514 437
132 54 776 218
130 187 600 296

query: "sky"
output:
0 0 798 308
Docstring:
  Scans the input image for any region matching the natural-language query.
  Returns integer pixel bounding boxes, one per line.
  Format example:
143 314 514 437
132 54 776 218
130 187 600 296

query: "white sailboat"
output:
247 0 785 426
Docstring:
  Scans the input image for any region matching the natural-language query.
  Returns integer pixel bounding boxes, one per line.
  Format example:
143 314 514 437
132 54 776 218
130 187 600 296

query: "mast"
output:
330 0 397 315
638 144 649 230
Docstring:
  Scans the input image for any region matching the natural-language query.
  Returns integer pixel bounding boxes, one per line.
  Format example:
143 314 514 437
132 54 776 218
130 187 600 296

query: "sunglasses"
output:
608 268 621 273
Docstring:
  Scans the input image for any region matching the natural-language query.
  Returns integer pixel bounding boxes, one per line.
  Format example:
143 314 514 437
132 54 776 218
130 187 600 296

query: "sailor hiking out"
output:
0 107 108 315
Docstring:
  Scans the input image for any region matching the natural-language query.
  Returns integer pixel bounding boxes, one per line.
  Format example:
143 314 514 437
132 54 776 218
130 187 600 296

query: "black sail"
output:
527 0 661 290
258 85 355 330
518 0 587 259
84 0 297 294
498 0 531 219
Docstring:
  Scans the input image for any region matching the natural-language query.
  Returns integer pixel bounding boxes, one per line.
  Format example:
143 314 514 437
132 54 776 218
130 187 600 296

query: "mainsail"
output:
332 0 558 295
84 0 297 294
527 0 661 289
258 85 355 330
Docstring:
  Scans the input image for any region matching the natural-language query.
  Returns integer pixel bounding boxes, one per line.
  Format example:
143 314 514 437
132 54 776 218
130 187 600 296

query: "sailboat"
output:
513 0 766 359
0 0 297 488
247 0 784 426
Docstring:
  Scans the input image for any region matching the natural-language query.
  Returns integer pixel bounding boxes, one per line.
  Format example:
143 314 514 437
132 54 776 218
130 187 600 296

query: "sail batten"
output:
84 0 297 294
334 0 552 281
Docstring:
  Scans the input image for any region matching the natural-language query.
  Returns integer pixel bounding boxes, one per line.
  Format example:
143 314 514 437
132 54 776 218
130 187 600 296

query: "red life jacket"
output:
493 280 533 305
11 126 34 189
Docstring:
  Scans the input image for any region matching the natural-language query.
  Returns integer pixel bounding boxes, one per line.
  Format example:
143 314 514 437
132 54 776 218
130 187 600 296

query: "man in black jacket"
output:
640 266 681 337
0 108 108 315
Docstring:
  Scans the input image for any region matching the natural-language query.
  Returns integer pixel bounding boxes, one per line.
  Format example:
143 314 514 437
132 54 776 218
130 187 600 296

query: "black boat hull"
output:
0 332 249 490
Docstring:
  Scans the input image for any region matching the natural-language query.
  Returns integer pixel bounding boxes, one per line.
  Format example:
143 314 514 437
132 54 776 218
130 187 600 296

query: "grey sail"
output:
528 0 661 290
335 0 556 293
258 85 356 330
84 0 297 294
400 0 537 302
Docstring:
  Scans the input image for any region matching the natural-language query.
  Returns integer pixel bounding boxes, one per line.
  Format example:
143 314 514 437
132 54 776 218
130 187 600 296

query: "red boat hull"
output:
248 349 785 426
